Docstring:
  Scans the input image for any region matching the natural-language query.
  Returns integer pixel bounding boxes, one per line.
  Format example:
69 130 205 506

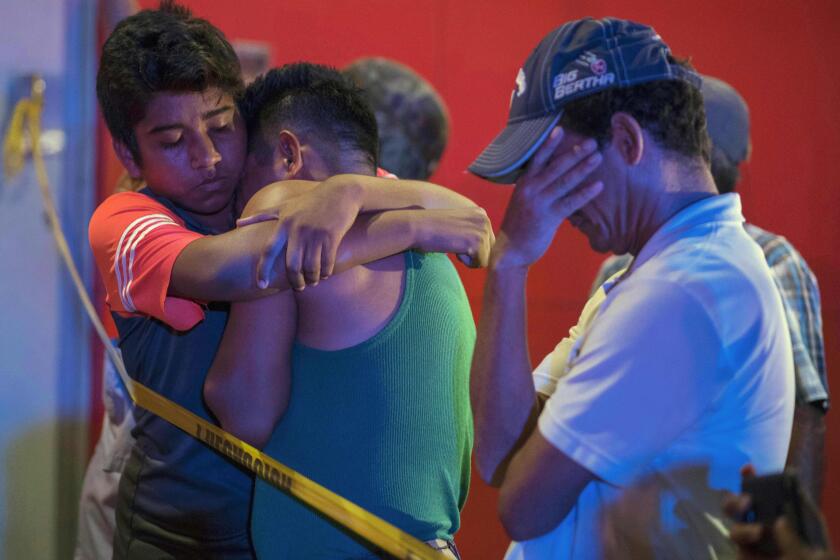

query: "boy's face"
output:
120 87 247 225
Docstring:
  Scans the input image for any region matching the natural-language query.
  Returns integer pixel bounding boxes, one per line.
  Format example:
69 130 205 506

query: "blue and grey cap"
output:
469 17 702 184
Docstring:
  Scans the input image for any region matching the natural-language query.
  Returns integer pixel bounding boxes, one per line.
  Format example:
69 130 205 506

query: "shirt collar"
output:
139 186 216 235
631 193 744 271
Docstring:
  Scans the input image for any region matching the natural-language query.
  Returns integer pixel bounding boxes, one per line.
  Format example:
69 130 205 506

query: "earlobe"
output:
610 112 644 166
276 130 304 177
113 140 142 179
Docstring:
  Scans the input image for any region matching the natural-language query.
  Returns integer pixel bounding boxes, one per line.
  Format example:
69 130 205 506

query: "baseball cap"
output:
700 75 750 164
469 17 701 184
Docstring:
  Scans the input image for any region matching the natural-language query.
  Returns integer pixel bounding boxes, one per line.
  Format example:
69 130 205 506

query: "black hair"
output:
560 58 710 163
96 1 244 161
240 63 379 173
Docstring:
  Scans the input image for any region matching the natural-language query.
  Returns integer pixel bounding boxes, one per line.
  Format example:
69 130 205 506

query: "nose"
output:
190 132 222 171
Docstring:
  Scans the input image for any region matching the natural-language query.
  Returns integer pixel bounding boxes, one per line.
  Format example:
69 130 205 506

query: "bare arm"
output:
204 290 297 447
787 401 826 502
170 179 486 301
471 261 542 486
498 429 595 541
471 128 602 485
342 173 478 211
239 176 481 288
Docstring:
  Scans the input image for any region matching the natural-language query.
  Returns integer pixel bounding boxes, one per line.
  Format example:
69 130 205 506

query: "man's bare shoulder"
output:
243 180 317 215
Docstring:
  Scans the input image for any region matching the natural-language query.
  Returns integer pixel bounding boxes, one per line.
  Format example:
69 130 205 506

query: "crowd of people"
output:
75 2 831 559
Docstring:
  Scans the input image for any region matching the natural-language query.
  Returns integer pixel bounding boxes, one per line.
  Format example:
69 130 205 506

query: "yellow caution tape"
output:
4 75 443 560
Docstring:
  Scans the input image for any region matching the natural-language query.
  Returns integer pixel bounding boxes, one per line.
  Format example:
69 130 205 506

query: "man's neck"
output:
315 156 375 179
626 159 718 255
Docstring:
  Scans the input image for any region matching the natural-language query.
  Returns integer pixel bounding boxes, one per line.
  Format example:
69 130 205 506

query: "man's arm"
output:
498 429 596 541
766 244 828 502
787 402 826 501
471 263 543 486
471 128 603 485
203 290 297 447
171 178 489 299
237 175 480 289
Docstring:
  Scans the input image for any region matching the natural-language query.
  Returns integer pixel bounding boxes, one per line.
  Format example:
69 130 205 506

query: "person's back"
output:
253 248 473 558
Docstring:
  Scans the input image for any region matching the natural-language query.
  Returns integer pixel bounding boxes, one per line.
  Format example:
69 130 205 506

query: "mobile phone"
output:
741 471 827 555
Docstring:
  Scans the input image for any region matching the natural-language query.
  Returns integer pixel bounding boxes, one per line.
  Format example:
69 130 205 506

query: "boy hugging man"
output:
90 2 489 557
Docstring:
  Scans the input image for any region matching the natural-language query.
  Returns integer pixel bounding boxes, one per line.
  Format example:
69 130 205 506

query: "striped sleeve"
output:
89 192 205 331
747 224 829 410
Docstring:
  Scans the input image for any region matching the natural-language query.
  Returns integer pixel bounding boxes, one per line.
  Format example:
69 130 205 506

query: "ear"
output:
609 112 644 166
275 129 304 178
113 139 142 179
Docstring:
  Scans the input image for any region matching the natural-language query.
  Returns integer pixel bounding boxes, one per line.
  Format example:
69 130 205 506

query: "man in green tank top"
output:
204 63 489 558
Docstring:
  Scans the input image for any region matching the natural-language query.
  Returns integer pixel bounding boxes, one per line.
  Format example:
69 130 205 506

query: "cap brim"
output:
468 112 562 184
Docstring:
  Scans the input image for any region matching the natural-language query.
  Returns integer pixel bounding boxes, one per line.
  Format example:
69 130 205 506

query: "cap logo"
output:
578 51 608 76
515 68 527 97
553 51 615 101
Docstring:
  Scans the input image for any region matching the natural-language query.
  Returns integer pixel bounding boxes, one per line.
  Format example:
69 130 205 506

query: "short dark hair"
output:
240 63 379 173
560 58 710 163
96 1 243 161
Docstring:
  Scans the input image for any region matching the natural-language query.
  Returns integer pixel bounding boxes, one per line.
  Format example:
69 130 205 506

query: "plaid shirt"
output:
591 222 829 411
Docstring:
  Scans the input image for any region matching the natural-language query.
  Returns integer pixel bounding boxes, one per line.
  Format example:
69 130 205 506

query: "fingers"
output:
257 224 288 289
301 241 322 287
539 138 599 189
549 181 603 218
320 236 338 280
281 227 345 291
284 229 306 291
237 211 279 228
524 126 564 174
542 147 601 200
466 209 493 268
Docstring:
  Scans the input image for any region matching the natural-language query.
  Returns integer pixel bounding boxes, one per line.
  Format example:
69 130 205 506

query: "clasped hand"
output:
237 177 361 291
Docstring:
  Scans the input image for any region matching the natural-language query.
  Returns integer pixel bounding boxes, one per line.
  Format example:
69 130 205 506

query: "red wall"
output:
116 1 840 557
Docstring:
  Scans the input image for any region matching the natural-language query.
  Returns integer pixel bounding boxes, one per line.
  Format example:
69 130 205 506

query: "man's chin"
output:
181 192 236 217
573 224 611 254
587 237 612 253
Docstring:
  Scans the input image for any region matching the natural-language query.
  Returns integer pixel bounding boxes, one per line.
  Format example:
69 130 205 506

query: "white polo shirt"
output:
507 193 794 559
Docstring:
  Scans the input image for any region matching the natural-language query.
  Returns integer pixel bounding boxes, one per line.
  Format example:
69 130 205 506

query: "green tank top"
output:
252 251 474 559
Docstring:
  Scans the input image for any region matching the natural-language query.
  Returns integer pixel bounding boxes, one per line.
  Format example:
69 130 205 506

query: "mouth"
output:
197 176 229 191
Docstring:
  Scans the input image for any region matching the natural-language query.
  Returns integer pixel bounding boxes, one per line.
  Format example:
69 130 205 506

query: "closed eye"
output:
210 122 233 133
161 136 182 149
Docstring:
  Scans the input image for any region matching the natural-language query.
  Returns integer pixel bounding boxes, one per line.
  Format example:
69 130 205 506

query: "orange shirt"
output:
88 191 205 331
